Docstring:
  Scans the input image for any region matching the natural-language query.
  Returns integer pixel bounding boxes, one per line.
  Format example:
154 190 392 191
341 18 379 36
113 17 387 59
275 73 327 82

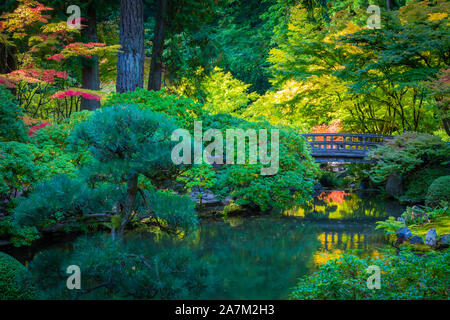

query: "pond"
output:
4 190 405 300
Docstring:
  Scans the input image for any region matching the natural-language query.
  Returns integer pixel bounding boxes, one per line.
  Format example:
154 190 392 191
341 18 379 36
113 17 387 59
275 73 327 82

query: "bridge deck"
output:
301 133 393 163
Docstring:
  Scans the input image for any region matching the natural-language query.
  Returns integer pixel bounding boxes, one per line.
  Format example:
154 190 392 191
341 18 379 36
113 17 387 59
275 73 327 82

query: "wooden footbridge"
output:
301 133 393 163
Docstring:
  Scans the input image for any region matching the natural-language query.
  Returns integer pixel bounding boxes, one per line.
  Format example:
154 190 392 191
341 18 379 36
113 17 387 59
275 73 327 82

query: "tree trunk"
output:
0 43 16 73
0 42 17 95
147 0 168 91
116 0 145 93
386 0 392 11
81 3 100 110
443 118 450 137
118 174 139 238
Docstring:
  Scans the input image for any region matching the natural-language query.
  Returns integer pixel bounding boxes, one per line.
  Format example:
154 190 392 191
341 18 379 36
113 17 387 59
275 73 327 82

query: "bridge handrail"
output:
302 133 394 162
301 133 393 139
308 141 383 147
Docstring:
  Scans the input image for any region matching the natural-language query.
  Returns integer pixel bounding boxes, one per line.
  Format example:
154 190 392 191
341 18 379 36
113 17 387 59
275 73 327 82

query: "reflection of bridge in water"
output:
301 133 393 163
313 221 385 251
313 226 385 266
318 229 381 251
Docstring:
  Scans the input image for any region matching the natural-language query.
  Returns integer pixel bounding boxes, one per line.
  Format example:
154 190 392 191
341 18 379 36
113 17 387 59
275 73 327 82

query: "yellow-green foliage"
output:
410 216 450 239
201 67 258 115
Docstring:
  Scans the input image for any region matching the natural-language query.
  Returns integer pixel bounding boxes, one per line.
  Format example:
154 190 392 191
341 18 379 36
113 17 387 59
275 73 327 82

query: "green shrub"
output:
200 67 258 115
0 141 38 198
402 167 449 202
202 114 319 211
0 86 28 143
0 252 35 300
368 132 450 184
0 111 92 200
291 250 450 300
0 216 40 246
103 89 204 130
31 111 93 180
176 163 217 204
426 176 450 208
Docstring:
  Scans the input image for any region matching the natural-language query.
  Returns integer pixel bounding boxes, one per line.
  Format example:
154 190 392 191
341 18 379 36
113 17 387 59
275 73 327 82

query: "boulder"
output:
409 235 424 245
425 228 437 246
437 234 450 248
314 182 323 191
396 227 412 243
358 180 369 191
386 172 404 198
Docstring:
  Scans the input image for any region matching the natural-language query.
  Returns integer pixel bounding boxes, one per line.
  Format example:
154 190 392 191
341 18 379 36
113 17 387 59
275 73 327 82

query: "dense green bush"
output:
103 89 205 130
0 216 40 246
291 250 450 300
201 114 319 211
176 163 217 204
0 111 92 200
0 142 38 198
426 176 450 208
0 252 35 300
402 167 449 202
368 132 450 184
30 111 93 180
0 86 28 143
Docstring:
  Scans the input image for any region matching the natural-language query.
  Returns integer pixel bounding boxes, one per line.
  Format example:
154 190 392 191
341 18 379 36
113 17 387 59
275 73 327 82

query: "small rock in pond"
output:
425 228 437 246
397 217 406 225
409 235 424 245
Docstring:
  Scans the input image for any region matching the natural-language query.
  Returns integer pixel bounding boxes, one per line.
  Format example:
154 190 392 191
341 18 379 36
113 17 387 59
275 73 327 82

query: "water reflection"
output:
283 191 404 270
138 218 321 299
284 191 405 220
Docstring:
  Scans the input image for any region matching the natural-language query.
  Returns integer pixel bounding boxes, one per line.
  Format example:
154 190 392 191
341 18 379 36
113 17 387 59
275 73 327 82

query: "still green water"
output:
5 191 405 299
129 191 405 299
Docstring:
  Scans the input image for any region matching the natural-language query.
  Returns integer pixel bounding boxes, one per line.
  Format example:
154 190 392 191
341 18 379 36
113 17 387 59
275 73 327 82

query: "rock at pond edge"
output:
396 227 412 243
425 228 437 247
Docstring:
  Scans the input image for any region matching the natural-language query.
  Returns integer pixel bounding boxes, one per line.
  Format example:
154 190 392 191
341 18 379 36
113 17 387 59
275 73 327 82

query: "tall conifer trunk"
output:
81 2 100 110
116 0 145 93
147 0 167 91
386 0 392 11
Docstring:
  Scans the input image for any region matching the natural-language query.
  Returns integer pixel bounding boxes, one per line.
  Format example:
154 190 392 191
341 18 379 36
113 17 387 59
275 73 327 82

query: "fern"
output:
375 216 405 235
